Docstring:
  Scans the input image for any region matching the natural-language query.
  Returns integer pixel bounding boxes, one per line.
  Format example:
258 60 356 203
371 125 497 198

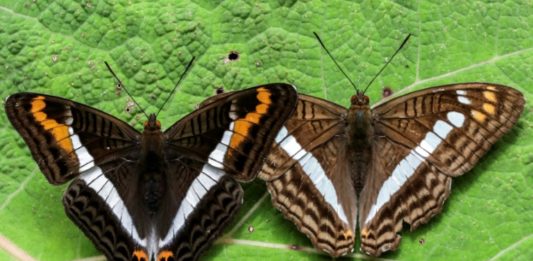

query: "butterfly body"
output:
345 92 374 193
6 84 298 260
259 83 524 257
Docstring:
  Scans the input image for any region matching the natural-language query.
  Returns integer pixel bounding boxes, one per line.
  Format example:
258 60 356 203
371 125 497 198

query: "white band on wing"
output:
364 111 465 225
275 127 350 225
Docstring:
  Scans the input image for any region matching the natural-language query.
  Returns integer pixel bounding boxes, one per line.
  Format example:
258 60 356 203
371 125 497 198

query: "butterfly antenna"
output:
104 62 149 119
362 34 411 94
156 56 196 117
313 32 358 91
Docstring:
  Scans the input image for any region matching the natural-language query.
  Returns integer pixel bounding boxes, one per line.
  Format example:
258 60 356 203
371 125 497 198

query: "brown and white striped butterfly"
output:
259 82 524 257
5 83 297 260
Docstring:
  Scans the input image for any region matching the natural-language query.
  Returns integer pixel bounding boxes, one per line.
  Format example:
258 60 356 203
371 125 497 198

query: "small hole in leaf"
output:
228 51 239 61
382 87 393 98
125 99 135 114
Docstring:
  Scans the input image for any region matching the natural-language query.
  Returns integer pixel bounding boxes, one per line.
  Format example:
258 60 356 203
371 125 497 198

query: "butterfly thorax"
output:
346 92 373 193
347 92 373 148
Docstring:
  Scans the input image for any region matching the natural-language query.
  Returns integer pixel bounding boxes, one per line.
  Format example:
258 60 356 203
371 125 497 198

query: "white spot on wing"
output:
279 133 303 158
207 143 227 169
420 132 441 153
275 126 288 143
447 111 465 127
97 180 114 200
457 96 471 105
69 128 95 172
106 187 121 209
433 120 453 138
220 125 233 145
64 116 73 125
456 90 471 105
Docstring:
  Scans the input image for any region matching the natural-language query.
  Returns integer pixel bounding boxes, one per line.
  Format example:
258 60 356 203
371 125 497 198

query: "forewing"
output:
359 83 524 256
372 83 524 176
262 95 356 256
164 83 298 181
5 93 140 184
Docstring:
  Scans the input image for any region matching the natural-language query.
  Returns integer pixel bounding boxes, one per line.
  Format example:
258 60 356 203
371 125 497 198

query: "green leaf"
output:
1 0 532 260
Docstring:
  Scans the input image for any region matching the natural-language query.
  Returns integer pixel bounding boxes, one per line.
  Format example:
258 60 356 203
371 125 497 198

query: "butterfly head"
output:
351 90 370 106
144 113 161 131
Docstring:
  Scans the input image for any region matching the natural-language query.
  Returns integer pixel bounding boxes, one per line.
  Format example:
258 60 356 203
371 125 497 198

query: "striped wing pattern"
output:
260 96 357 256
359 83 524 255
5 84 298 261
260 83 524 257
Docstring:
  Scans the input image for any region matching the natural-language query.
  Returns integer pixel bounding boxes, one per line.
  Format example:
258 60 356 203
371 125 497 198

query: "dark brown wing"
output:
164 83 298 182
155 84 297 259
359 83 524 256
158 173 243 261
5 93 150 259
260 95 357 257
64 176 138 261
5 93 140 184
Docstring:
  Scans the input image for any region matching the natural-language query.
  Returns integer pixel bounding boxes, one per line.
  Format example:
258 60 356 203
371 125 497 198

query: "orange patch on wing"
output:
256 87 272 104
471 110 486 123
31 96 46 112
361 227 370 238
256 103 269 114
228 88 273 150
132 250 149 261
33 112 47 121
245 112 262 124
483 91 497 102
230 120 251 150
31 97 74 153
483 103 496 115
343 229 354 239
157 250 174 261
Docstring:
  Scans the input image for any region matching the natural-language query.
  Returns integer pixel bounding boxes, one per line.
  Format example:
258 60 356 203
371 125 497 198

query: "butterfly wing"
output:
156 84 298 259
260 95 358 256
5 93 147 259
359 83 524 255
5 93 140 184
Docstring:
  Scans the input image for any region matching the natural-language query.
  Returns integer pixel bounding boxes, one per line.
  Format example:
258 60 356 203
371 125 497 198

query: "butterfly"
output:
5 83 297 261
258 82 524 257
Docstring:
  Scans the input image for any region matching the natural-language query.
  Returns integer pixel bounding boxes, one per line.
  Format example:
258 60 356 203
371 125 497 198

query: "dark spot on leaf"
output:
419 238 425 245
382 87 393 98
228 51 239 61
216 87 224 95
125 100 135 114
